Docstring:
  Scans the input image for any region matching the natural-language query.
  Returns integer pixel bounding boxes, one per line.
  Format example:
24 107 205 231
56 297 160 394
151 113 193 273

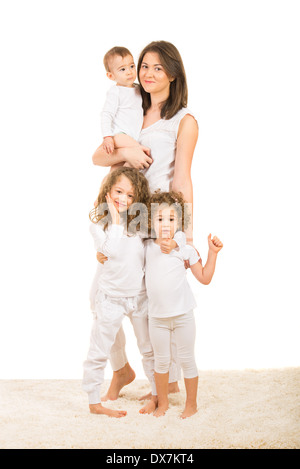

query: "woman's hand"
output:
123 145 152 170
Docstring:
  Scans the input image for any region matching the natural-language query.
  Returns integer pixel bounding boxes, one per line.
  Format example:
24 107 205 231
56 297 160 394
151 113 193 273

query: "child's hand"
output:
208 234 223 253
160 238 177 254
103 137 114 154
106 193 120 224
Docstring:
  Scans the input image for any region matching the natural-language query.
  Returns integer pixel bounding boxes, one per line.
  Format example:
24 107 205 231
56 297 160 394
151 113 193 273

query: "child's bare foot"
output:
102 363 136 401
153 403 168 417
139 396 158 414
168 382 180 393
89 403 127 418
138 382 179 401
180 404 197 419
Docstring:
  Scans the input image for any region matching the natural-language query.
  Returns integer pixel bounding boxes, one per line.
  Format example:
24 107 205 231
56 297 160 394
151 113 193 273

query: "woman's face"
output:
153 205 178 239
109 175 135 212
139 52 172 95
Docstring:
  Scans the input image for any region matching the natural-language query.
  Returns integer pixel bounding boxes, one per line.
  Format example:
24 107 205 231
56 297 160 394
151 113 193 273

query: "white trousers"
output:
83 291 156 404
149 310 198 379
90 266 181 383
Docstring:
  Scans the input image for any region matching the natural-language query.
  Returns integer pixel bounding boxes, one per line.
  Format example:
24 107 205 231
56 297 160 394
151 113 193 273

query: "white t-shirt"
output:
145 239 200 318
90 222 145 298
101 84 144 141
139 108 197 192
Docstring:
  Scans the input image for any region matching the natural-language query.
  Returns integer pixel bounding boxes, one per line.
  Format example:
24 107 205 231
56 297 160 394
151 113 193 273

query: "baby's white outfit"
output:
101 84 143 140
82 223 156 404
145 239 200 378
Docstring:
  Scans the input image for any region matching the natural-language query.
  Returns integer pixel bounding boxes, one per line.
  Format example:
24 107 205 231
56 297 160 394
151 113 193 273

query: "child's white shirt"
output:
145 239 200 318
90 222 145 297
101 84 143 141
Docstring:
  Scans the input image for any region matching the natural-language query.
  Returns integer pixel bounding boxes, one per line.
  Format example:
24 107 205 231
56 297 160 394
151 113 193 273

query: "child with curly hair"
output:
145 191 223 418
82 167 156 418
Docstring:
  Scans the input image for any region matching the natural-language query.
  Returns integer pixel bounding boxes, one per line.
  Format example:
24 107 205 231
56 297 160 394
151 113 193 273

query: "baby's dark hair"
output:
149 190 191 236
103 46 133 72
90 167 151 234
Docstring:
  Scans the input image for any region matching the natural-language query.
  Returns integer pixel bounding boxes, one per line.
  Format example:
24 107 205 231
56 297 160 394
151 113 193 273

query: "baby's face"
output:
107 54 136 87
153 206 178 239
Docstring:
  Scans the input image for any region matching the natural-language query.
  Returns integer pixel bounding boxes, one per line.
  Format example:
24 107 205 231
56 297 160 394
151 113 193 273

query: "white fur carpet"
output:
1 368 299 449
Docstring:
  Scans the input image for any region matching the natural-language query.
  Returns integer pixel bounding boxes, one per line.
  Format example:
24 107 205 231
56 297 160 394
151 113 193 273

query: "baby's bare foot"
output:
89 403 127 418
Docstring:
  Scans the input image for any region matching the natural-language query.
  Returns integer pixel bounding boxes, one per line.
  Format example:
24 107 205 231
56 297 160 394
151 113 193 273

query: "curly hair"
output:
89 167 151 234
149 190 191 237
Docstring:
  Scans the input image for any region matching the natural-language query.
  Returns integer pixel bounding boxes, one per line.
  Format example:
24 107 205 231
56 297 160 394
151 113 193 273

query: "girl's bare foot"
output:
139 396 158 414
89 403 127 418
180 404 197 419
102 363 136 401
138 382 180 401
168 382 180 393
153 403 168 417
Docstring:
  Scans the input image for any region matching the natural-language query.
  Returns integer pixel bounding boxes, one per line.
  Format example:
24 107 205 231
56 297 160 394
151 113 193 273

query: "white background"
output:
0 0 299 379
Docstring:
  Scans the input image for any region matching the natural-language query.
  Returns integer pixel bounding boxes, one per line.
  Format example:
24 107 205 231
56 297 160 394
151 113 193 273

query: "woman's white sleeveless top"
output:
138 107 197 192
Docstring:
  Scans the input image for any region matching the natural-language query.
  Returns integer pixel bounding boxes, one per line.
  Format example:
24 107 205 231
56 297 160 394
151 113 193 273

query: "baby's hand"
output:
208 234 223 253
160 238 177 254
103 136 114 154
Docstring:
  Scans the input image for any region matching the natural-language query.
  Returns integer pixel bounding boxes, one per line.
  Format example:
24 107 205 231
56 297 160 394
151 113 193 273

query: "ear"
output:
106 72 115 81
169 77 175 83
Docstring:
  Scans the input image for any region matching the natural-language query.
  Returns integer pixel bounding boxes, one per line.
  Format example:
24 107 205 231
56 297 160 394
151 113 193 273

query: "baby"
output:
101 46 144 155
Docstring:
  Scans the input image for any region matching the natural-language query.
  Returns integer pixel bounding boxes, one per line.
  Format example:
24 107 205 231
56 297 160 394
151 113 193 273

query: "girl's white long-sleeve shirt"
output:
145 239 200 318
90 222 146 298
100 84 144 141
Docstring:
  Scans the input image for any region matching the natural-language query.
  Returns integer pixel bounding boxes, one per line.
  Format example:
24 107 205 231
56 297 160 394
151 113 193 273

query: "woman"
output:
91 41 199 407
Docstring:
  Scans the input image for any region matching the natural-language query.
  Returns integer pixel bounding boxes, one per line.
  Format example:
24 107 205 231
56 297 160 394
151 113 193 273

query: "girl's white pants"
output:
89 266 181 384
149 310 198 379
83 291 156 404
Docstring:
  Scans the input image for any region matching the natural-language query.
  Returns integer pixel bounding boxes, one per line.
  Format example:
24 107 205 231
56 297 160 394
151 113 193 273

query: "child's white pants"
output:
149 310 198 379
90 266 181 383
83 291 156 404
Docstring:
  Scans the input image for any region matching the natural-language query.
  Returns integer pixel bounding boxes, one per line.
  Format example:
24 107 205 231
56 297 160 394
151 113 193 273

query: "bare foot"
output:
138 382 179 401
89 403 127 418
180 404 197 419
153 403 168 418
139 396 158 414
138 391 152 401
168 382 180 393
102 363 136 401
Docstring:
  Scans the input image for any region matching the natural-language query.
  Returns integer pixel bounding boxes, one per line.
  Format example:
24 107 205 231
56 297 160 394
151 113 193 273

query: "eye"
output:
130 64 135 69
120 68 125 72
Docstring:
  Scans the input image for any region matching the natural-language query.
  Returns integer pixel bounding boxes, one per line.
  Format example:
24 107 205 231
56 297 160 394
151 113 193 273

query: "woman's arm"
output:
171 114 198 242
92 141 153 169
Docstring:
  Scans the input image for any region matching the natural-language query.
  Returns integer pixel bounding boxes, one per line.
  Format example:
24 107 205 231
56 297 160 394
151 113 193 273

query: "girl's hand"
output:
97 251 108 264
208 234 223 253
160 238 177 254
106 193 120 225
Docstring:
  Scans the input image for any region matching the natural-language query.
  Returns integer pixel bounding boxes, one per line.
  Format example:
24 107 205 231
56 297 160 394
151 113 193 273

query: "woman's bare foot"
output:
89 403 127 418
180 403 197 419
102 363 136 401
139 396 158 414
138 382 180 401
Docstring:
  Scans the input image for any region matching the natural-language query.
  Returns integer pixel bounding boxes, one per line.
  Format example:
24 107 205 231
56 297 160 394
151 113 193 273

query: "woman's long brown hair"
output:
137 41 188 120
